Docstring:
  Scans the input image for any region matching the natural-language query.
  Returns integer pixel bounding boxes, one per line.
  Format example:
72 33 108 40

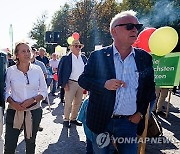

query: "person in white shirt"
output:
57 40 87 128
49 53 59 96
4 42 48 154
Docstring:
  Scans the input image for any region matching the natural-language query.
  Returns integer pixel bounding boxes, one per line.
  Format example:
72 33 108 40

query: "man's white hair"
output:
109 10 137 35
39 47 46 52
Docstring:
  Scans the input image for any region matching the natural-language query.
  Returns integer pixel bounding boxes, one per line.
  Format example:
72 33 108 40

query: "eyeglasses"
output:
73 45 83 48
115 23 143 31
24 73 30 85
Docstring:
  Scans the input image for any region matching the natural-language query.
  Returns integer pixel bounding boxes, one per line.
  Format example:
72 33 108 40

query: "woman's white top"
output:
5 64 48 104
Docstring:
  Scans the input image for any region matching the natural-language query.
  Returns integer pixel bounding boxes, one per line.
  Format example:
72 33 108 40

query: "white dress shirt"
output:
49 59 59 70
5 64 48 104
69 53 85 81
113 44 139 115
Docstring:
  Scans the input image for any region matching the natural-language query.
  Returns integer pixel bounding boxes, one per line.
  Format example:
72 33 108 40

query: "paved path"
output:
2 91 180 154
146 92 180 154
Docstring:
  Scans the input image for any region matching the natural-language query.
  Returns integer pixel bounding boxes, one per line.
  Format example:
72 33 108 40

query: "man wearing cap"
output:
57 39 87 128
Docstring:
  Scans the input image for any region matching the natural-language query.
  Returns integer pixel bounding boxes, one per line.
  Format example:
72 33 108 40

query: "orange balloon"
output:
72 32 80 40
133 28 156 52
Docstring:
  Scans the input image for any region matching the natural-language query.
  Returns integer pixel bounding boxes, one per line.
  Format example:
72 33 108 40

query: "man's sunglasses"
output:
115 23 143 31
73 45 83 48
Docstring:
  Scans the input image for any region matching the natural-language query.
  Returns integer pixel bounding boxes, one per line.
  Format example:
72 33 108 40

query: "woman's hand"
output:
11 101 26 111
20 98 34 109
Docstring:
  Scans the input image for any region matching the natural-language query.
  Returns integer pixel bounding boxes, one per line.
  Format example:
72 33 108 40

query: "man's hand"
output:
128 112 143 124
64 84 69 91
104 79 126 90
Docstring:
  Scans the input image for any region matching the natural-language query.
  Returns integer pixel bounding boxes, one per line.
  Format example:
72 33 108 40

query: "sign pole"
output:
165 89 172 118
138 104 150 154
9 24 13 55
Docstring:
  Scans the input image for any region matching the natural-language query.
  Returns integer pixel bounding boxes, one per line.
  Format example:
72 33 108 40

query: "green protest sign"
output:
152 52 180 87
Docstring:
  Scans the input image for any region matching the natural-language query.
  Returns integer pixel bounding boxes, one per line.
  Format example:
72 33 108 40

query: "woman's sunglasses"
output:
115 23 143 31
24 73 30 85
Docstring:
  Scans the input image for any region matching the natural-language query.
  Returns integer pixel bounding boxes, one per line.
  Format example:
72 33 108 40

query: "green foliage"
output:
121 0 154 15
66 0 95 55
29 0 180 55
95 0 122 47
51 4 71 47
29 13 47 48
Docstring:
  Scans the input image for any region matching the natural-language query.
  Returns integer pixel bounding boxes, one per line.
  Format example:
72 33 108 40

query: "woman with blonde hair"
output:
4 42 48 154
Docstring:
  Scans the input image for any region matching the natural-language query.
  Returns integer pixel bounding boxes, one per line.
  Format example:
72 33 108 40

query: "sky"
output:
0 0 68 49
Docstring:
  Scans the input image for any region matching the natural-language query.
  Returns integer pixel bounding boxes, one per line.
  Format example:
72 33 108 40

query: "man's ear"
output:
68 46 72 50
111 28 116 37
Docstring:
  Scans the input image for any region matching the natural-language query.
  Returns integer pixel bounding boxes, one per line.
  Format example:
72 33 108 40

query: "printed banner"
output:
152 52 180 87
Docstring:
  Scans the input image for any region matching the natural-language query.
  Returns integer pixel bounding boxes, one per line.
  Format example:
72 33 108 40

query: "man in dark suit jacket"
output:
78 10 155 154
58 40 87 128
36 47 49 67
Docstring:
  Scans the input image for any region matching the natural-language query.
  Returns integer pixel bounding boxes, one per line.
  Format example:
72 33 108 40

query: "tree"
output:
51 3 71 47
30 0 179 54
95 0 121 46
121 0 154 16
68 0 95 54
29 12 47 49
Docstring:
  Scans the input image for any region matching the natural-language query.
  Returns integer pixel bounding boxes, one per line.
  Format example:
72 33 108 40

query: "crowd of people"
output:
3 10 179 154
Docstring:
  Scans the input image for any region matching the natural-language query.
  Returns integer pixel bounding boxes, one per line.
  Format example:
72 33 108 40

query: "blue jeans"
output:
51 79 57 94
46 78 52 87
46 78 57 94
92 117 138 154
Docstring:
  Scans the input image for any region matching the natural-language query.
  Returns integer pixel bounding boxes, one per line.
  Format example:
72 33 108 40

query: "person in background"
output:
36 47 51 104
49 53 59 96
78 10 155 154
31 47 47 131
4 42 47 154
77 96 94 154
7 52 16 67
31 47 47 78
36 47 49 67
57 39 87 128
153 88 169 117
46 64 54 91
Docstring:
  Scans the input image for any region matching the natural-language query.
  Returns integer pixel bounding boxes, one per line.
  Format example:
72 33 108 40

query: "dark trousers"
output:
86 137 94 154
46 78 57 94
4 108 42 154
51 79 57 94
60 87 65 101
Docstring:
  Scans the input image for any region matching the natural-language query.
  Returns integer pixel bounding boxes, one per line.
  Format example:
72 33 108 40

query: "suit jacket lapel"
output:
81 55 87 64
68 52 72 69
104 45 116 78
134 49 143 72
